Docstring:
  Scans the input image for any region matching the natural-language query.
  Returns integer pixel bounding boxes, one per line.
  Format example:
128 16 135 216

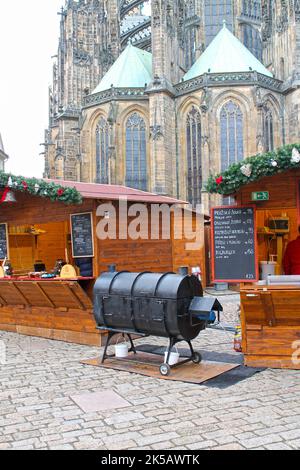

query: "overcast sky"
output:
0 0 65 177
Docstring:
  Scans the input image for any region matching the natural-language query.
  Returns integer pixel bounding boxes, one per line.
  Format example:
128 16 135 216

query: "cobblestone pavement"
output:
0 294 299 451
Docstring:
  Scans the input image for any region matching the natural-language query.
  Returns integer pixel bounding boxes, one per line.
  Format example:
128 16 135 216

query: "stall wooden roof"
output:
45 179 186 205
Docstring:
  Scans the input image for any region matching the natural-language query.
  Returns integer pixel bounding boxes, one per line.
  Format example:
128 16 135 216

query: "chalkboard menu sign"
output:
0 223 9 260
70 213 94 258
211 206 258 282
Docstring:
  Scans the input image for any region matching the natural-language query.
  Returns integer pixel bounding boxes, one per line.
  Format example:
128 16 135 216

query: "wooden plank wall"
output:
171 211 206 282
96 206 174 274
95 205 206 279
0 193 94 226
237 169 300 210
8 235 35 273
35 222 69 271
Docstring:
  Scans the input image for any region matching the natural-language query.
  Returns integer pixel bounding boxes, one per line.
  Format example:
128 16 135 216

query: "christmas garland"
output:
0 172 83 205
206 143 300 195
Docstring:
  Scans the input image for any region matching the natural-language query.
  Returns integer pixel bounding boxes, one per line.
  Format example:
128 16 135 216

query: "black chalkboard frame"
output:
0 223 9 261
70 212 94 259
211 205 259 283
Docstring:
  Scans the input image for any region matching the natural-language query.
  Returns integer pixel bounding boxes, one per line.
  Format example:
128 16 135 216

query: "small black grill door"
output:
102 295 133 330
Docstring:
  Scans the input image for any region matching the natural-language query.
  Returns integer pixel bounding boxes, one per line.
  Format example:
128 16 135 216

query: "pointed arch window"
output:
125 112 147 191
263 106 274 152
96 117 110 184
205 0 234 46
185 27 197 69
185 0 197 68
186 106 202 206
220 100 244 172
241 1 262 59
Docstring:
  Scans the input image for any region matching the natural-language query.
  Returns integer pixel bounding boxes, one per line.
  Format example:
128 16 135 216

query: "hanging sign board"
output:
0 223 9 260
70 212 94 258
211 206 258 283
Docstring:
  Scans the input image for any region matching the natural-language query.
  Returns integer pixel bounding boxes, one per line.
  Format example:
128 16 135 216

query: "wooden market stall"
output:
236 168 300 369
207 145 300 370
0 177 206 346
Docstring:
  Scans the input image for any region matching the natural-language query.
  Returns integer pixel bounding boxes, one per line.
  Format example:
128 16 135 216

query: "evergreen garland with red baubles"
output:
206 143 300 196
0 172 83 205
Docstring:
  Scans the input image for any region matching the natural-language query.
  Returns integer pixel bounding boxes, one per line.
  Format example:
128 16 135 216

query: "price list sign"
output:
70 213 94 258
211 206 258 283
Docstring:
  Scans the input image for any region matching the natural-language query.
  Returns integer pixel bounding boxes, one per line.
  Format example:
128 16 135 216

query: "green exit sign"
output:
252 191 269 201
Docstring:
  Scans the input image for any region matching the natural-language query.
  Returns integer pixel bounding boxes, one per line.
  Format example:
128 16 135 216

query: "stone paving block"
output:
102 432 142 447
107 441 138 450
49 444 75 450
264 443 293 450
104 411 144 425
150 441 174 450
1 323 300 451
0 443 12 450
280 429 300 440
172 434 204 446
212 443 245 450
186 440 217 450
241 434 283 449
71 390 130 413
137 432 179 447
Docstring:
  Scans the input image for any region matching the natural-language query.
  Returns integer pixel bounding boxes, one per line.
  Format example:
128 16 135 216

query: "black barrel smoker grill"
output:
93 269 223 376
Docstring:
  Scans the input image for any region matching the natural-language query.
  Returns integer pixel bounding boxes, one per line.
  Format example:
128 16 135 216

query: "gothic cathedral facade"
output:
44 1 300 213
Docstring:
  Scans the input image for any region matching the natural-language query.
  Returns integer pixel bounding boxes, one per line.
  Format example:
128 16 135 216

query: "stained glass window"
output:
205 0 234 46
220 101 244 172
96 117 110 184
185 1 197 69
241 0 262 60
186 106 202 206
263 107 274 152
125 113 147 191
185 27 197 69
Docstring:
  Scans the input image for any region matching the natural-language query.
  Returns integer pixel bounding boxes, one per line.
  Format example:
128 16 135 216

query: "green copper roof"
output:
184 23 273 81
92 43 152 93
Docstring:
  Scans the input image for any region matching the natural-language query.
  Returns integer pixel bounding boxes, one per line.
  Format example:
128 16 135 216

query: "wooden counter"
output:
0 278 104 346
240 284 300 369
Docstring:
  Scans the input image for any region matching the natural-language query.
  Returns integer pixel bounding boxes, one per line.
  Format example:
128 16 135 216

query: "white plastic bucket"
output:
260 261 276 281
164 348 180 366
115 339 129 358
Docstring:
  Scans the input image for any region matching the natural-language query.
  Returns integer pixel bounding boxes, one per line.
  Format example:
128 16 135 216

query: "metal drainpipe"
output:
280 98 286 146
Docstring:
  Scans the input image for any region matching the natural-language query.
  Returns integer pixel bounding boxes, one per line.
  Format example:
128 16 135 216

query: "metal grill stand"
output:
94 269 222 377
99 328 202 376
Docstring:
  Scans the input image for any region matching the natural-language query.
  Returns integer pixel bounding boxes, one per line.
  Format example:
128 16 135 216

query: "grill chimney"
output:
178 267 189 276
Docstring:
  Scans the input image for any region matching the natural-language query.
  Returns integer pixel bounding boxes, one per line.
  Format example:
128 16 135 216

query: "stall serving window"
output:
2 218 94 279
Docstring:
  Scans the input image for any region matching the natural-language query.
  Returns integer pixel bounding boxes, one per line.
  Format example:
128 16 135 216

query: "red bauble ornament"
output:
57 188 64 197
22 181 28 190
216 176 223 185
0 187 17 203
